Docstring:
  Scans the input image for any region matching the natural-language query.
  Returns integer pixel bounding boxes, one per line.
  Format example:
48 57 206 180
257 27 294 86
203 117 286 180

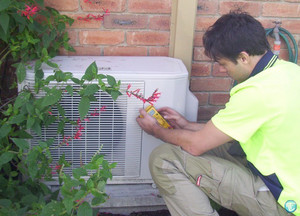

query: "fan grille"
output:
29 81 144 178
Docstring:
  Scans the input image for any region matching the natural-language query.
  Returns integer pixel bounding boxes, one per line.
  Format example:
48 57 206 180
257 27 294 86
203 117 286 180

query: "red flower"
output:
126 86 161 105
20 5 38 20
100 106 107 112
55 164 62 170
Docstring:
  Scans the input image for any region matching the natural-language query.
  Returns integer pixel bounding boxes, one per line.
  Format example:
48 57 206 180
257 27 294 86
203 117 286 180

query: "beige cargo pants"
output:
149 142 292 216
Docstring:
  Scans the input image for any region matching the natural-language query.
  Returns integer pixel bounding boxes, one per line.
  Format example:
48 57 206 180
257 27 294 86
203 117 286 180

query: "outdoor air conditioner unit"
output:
20 56 198 185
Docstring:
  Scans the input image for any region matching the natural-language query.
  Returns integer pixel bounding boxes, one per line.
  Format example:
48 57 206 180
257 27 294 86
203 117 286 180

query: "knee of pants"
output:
148 143 182 195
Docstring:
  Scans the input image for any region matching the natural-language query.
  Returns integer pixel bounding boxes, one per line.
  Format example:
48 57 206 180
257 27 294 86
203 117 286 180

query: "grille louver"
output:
29 82 144 178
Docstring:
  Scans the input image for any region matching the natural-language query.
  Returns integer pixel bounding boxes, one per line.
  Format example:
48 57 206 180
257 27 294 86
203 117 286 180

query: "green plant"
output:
0 1 122 215
0 0 74 72
0 61 122 215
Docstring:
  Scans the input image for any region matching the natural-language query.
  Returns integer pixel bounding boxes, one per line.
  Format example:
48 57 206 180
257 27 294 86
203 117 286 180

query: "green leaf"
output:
46 60 58 68
84 84 99 96
35 0 44 7
14 91 30 109
42 47 48 58
57 103 65 116
42 88 62 107
106 75 116 87
71 77 81 85
63 198 73 215
78 202 93 216
0 124 11 139
31 121 42 136
26 116 35 129
74 190 85 201
0 13 9 35
73 167 87 180
35 60 42 71
11 138 29 151
83 62 97 81
41 201 63 216
65 85 73 96
42 34 50 49
0 26 7 42
21 194 38 206
15 63 26 84
54 70 65 82
26 149 39 179
110 90 122 101
38 138 54 149
0 152 14 168
0 199 12 208
11 130 33 139
58 120 65 135
86 179 94 189
78 96 90 120
35 69 44 80
91 196 106 206
9 114 27 124
26 102 35 115
45 75 55 83
0 0 11 11
97 181 106 192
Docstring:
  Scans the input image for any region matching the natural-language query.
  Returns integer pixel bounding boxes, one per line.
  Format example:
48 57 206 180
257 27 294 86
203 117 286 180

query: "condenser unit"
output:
20 56 198 185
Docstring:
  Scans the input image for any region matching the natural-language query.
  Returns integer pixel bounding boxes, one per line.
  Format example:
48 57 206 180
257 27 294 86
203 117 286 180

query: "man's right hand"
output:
157 107 189 129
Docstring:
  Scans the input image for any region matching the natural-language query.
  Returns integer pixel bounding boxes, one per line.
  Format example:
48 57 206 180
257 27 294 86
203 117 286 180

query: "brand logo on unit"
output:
284 200 297 213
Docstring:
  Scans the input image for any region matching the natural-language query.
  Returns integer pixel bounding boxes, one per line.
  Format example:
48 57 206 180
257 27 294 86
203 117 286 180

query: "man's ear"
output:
238 51 250 64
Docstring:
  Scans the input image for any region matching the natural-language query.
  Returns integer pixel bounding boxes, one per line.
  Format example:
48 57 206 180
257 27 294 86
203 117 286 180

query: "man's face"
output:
217 57 250 83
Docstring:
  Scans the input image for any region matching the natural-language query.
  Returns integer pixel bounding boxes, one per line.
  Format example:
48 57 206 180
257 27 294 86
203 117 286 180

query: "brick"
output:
149 16 171 30
220 1 262 17
198 106 222 121
193 32 204 47
197 0 218 15
191 62 211 77
263 3 300 17
44 0 78 11
212 63 230 77
193 47 211 61
278 49 291 62
79 31 124 45
209 93 230 105
104 46 147 56
149 47 169 56
104 14 148 29
128 0 172 14
193 92 209 106
66 30 77 45
80 0 126 12
195 16 218 31
59 46 101 56
127 31 170 46
190 77 233 91
66 13 102 29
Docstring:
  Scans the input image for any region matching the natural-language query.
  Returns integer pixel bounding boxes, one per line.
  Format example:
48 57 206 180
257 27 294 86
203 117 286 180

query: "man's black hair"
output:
203 11 270 63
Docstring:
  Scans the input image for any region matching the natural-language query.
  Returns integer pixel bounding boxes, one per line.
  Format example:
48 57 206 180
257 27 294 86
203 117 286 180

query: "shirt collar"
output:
249 50 278 78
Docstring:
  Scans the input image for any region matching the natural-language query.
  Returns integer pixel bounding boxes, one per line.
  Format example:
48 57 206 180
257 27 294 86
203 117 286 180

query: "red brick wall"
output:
193 0 300 121
46 0 300 122
46 0 171 56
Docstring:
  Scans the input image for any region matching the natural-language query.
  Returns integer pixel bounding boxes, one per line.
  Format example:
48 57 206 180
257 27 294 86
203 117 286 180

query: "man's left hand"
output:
136 109 160 136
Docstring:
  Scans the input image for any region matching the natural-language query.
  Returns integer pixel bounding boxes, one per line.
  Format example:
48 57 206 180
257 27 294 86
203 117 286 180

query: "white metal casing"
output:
20 56 199 184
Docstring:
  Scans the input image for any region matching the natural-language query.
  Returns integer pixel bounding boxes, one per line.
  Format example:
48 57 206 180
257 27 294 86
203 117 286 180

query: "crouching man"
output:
136 11 300 216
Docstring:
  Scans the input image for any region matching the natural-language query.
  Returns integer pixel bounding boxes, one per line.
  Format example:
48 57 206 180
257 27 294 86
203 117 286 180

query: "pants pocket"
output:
185 155 233 209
